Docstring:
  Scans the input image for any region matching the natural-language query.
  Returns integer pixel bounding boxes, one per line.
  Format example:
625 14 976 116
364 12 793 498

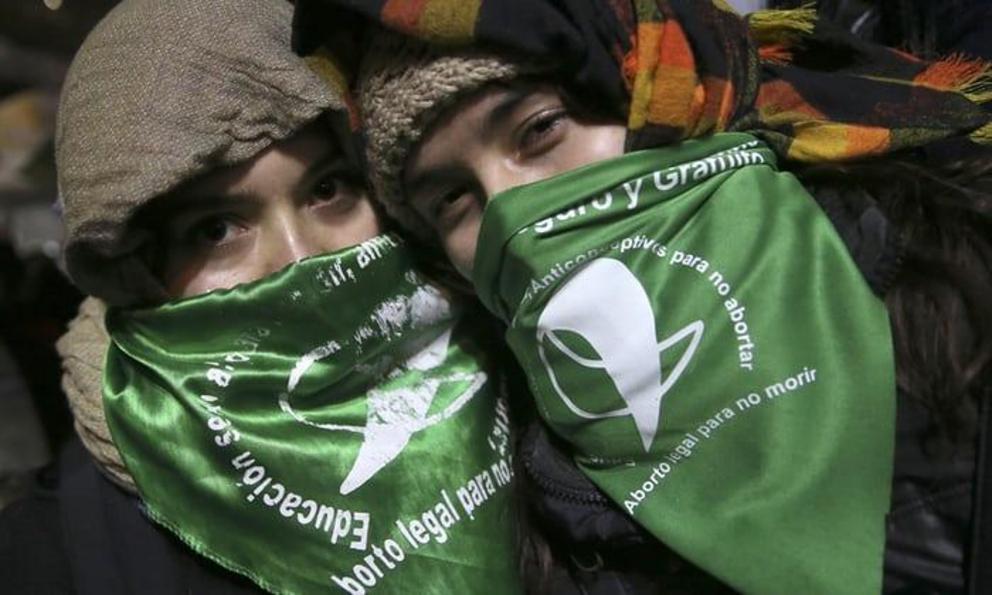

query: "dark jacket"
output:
520 392 979 594
0 439 261 595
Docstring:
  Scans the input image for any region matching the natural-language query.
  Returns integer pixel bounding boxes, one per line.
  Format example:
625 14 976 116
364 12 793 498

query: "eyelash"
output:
182 213 244 249
430 189 476 232
517 108 567 158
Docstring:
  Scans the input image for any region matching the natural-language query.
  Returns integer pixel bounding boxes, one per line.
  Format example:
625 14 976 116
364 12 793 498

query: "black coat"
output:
518 392 979 594
0 439 261 594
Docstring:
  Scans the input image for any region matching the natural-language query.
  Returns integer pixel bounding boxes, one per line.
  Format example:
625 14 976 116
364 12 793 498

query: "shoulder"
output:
1 441 263 595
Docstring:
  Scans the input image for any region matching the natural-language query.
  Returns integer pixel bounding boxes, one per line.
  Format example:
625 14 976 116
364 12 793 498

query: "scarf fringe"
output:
970 121 992 145
305 49 363 131
305 48 350 99
748 4 817 51
916 53 992 104
758 43 796 65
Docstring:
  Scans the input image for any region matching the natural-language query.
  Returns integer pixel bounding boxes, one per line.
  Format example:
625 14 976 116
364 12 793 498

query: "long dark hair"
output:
795 151 992 437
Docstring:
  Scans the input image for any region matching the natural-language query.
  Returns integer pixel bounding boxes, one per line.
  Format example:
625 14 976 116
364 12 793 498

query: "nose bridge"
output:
263 204 322 271
476 157 515 203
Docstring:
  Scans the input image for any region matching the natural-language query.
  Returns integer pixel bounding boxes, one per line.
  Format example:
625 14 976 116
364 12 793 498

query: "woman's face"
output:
404 85 626 278
157 124 380 298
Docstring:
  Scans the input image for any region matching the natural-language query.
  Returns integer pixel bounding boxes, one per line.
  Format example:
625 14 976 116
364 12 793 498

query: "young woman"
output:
0 1 521 593
293 1 992 592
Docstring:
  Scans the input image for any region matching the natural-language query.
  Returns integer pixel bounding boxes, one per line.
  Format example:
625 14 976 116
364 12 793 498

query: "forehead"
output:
158 125 341 206
207 126 337 191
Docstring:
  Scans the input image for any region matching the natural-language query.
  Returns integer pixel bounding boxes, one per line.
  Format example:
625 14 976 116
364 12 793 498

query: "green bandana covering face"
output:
473 133 895 594
103 235 520 595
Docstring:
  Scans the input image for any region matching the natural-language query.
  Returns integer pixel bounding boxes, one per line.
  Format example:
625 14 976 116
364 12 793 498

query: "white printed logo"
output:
280 293 486 495
537 257 704 451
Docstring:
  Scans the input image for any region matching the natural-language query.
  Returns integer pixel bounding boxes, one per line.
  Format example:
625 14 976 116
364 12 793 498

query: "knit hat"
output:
359 30 524 234
57 0 346 306
308 0 992 210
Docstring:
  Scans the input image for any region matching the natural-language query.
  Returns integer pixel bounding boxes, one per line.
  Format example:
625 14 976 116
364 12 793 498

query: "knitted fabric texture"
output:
359 31 521 234
57 297 136 493
299 0 991 196
57 0 345 306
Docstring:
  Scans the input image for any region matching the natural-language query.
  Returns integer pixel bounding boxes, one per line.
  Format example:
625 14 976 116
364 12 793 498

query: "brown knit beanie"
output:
359 30 526 236
57 0 345 306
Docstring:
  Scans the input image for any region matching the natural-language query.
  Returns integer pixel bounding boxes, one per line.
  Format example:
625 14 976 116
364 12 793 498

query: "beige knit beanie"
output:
359 30 526 235
57 0 345 307
55 0 349 491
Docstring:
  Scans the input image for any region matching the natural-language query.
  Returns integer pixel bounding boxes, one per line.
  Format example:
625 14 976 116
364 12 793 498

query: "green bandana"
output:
474 133 895 594
103 235 520 595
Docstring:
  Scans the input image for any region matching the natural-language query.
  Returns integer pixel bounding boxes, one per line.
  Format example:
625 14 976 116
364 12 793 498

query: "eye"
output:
314 177 337 199
429 188 479 233
158 210 248 275
309 169 364 209
184 214 244 248
517 108 567 158
312 173 341 202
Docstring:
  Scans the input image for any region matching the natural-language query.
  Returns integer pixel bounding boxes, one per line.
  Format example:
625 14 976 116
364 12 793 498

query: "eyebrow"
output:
479 87 532 141
153 191 265 222
164 145 349 212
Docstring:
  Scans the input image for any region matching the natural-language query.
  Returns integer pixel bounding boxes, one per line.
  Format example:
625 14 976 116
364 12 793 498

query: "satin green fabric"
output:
104 235 520 595
474 133 895 594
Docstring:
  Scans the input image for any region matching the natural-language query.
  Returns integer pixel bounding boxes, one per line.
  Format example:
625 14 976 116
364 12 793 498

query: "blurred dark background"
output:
0 0 120 510
1 2 121 57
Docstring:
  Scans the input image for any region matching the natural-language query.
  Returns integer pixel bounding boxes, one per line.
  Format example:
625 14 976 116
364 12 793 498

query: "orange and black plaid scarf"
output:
294 0 991 161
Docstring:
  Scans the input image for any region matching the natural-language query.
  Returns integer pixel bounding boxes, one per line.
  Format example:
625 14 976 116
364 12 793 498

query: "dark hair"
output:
794 151 992 437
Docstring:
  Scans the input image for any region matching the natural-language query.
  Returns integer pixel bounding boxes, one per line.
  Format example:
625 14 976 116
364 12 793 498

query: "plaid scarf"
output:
293 0 991 161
